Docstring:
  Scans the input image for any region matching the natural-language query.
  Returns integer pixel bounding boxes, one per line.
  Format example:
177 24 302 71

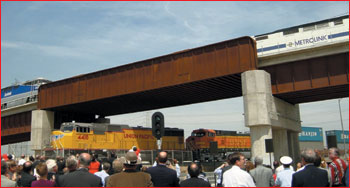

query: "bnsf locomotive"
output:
186 129 251 161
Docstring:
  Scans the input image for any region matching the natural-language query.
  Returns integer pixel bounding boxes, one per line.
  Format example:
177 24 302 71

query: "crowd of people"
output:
1 147 348 187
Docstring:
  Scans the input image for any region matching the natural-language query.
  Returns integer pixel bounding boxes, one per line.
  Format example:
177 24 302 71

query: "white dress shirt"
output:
18 159 26 166
223 165 256 187
175 163 181 178
94 170 109 187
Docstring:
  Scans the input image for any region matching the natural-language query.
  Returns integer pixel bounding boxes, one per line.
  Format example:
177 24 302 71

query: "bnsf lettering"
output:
124 134 152 139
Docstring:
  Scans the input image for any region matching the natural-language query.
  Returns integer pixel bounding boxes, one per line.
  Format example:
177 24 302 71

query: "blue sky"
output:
1 1 349 140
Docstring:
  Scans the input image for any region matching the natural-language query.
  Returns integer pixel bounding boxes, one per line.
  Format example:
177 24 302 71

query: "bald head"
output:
158 151 168 164
188 163 200 178
79 153 92 168
23 161 32 173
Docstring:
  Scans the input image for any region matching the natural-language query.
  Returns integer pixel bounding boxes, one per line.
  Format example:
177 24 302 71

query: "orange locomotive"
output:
186 129 251 161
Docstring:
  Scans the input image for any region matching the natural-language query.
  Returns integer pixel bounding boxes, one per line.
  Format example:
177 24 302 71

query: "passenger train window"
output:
255 35 268 41
334 19 343 25
303 25 315 32
283 28 299 35
316 22 329 29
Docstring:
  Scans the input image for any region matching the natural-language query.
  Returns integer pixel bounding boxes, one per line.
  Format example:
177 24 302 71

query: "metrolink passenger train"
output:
1 78 51 110
252 15 348 57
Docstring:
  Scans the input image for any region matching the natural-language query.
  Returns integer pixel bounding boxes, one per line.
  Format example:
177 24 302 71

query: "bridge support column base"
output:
242 70 301 167
31 110 54 152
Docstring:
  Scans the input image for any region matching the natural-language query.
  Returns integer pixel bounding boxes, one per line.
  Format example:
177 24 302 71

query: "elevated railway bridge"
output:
1 15 348 163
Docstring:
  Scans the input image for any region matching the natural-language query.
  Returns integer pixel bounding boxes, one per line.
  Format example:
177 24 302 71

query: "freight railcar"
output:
50 122 184 153
186 129 251 161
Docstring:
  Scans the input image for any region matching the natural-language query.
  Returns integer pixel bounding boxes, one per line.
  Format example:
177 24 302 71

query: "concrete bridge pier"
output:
31 110 54 155
242 70 301 166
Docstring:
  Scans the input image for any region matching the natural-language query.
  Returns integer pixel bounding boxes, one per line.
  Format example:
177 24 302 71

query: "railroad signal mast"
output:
152 112 165 150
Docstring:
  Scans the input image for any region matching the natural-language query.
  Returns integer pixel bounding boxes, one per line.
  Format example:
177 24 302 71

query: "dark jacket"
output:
292 164 329 187
58 168 102 187
17 172 36 187
48 172 61 186
220 165 232 185
180 177 211 187
106 169 153 187
146 164 179 187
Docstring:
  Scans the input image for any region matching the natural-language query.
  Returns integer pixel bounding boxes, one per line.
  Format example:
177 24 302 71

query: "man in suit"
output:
146 151 179 187
249 156 274 187
292 148 329 187
180 162 211 187
17 161 36 187
58 153 102 187
1 162 16 187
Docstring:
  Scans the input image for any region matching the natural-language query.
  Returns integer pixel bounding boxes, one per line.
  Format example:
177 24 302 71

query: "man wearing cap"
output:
107 151 153 187
146 151 180 187
292 148 329 187
275 156 294 174
275 156 295 187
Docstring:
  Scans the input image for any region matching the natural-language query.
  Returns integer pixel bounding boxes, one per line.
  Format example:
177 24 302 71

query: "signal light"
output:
152 112 164 140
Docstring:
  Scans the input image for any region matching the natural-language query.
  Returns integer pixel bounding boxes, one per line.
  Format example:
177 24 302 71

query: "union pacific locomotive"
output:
51 122 184 152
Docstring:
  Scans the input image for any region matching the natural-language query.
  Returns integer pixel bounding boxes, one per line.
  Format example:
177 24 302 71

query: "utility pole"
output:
146 111 151 127
338 99 346 156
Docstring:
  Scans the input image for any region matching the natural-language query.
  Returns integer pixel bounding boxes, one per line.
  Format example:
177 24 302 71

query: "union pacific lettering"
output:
124 134 153 139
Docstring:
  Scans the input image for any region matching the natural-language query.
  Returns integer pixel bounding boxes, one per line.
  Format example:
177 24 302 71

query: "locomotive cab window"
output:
61 126 73 132
208 132 215 137
194 132 206 137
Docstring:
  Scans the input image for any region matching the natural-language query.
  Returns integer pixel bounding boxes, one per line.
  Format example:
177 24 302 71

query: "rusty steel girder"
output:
263 52 349 104
1 111 32 137
38 37 257 116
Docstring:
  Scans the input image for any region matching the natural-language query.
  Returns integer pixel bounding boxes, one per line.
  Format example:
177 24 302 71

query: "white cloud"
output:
2 40 94 59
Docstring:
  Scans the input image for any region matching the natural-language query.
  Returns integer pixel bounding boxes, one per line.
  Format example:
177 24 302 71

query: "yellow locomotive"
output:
51 122 184 151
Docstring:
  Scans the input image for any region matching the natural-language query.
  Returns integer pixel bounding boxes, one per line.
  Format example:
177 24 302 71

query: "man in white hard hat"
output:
275 156 295 187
